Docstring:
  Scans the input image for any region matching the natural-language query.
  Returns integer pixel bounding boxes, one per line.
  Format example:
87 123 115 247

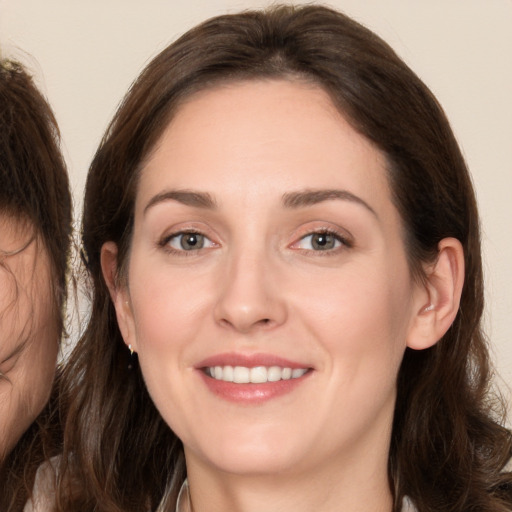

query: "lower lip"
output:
198 370 311 404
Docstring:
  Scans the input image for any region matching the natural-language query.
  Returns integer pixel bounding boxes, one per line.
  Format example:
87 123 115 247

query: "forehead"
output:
137 79 392 214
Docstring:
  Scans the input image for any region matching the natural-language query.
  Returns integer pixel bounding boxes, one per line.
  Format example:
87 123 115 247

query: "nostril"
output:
218 316 272 332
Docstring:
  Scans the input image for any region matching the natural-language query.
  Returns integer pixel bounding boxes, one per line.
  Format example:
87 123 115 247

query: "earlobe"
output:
407 237 465 350
100 241 138 352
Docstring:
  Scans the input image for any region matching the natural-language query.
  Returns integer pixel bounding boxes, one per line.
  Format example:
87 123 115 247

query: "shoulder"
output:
23 456 59 512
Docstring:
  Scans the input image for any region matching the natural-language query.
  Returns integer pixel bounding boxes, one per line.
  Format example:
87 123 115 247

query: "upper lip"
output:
196 352 311 370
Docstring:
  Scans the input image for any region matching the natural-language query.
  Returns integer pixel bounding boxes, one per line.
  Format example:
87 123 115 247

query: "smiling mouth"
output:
204 365 309 384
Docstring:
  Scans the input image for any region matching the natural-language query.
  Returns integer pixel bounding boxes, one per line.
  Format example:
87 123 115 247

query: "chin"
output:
185 429 313 477
203 451 299 476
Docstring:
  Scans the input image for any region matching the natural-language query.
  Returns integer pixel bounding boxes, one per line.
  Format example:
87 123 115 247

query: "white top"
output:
168 478 418 512
23 459 57 512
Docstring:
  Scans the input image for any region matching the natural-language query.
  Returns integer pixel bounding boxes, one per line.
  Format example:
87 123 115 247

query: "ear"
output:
101 241 138 352
406 237 465 350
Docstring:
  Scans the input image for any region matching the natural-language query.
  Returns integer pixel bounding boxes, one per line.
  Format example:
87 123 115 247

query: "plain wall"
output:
1 0 511 420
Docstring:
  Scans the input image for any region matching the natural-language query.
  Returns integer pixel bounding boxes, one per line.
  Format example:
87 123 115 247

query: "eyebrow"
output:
144 189 218 215
143 187 376 217
282 189 377 216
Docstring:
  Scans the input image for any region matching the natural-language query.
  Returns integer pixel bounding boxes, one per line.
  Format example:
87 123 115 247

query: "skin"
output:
0 216 58 461
104 80 464 512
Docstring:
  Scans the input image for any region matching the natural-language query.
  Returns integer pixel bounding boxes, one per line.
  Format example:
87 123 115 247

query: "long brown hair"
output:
0 60 72 325
59 5 511 511
0 60 72 510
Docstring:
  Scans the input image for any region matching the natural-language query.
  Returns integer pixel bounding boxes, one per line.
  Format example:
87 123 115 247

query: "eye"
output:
165 231 216 252
293 231 347 251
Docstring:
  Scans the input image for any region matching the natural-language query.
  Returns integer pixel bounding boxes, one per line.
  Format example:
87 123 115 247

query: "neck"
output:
184 449 393 512
181 393 397 512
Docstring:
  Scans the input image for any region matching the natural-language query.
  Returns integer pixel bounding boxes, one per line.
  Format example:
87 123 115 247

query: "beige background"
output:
1 0 511 420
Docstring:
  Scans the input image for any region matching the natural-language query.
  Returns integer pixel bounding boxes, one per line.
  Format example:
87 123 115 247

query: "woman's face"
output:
110 80 428 479
0 217 58 460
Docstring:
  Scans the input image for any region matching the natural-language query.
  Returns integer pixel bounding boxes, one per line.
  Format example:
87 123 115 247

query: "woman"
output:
55 5 511 511
0 59 72 510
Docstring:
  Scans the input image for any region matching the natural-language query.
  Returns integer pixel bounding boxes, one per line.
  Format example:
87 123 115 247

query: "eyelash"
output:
158 227 352 256
291 228 352 254
158 229 216 256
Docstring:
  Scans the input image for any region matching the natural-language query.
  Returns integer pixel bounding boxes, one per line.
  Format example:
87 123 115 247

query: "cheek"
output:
128 283 197 433
129 258 214 352
302 260 411 328
131 280 202 352
0 385 27 458
0 337 58 459
0 248 58 457
295 259 414 379
21 316 59 414
286 264 413 446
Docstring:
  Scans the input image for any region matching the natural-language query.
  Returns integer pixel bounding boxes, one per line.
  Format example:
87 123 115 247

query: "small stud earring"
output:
128 344 134 356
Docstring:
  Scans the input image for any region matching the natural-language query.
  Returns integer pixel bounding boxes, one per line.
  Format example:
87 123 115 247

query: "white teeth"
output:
267 366 282 382
233 366 250 383
222 365 234 382
250 366 267 383
282 367 292 380
205 365 308 383
292 368 307 378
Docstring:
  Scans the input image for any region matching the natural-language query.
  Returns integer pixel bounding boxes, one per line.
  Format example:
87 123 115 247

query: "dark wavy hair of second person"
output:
0 59 72 510
51 4 511 512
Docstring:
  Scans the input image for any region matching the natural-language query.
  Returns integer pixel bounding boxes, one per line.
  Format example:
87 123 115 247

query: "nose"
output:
213 249 287 334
